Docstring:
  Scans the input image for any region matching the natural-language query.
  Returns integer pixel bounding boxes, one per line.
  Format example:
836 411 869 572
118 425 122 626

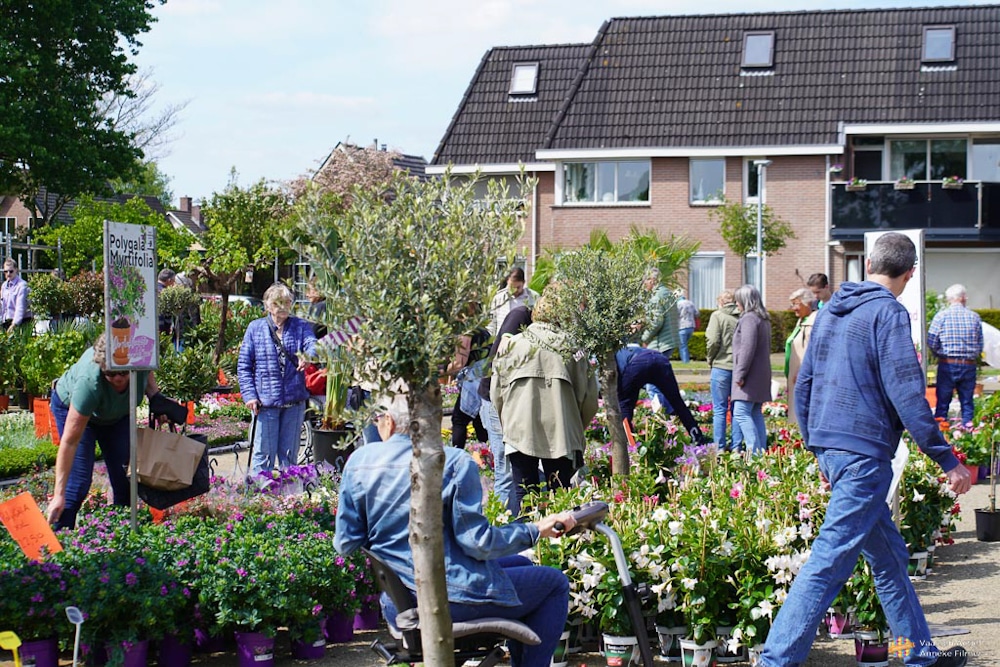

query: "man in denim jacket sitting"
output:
334 393 576 667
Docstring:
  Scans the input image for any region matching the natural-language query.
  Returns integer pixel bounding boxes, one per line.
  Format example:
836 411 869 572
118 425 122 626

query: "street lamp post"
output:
753 159 772 290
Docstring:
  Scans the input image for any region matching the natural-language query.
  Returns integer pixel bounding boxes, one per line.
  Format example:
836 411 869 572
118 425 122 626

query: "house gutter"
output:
825 155 832 279
531 176 538 276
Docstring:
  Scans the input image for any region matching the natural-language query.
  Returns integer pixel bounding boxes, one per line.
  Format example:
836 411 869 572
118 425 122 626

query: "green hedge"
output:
685 310 796 360
0 443 57 479
976 309 1000 330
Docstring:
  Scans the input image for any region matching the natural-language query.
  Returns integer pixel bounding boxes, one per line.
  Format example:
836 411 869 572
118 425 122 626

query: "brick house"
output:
428 5 1000 309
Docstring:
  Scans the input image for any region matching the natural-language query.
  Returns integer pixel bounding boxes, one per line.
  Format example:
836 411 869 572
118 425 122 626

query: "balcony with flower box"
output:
830 180 1000 241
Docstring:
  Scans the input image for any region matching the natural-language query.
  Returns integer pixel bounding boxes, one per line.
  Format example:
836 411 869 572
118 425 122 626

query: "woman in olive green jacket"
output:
705 290 743 449
491 288 598 516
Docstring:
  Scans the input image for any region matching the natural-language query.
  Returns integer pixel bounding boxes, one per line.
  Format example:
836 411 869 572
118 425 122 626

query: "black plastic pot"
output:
312 428 355 471
974 508 1000 542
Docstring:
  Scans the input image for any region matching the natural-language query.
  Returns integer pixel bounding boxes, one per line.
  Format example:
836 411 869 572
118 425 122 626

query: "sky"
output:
134 0 979 204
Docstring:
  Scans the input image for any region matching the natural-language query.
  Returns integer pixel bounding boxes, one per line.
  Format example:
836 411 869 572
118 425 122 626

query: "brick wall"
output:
526 156 833 308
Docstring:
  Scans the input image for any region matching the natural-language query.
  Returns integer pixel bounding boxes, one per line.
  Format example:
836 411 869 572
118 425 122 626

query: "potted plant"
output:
847 560 889 667
941 175 964 189
308 337 357 466
159 284 202 351
974 392 1000 542
0 560 72 667
27 273 74 326
155 343 220 417
894 176 915 190
829 163 844 176
845 177 868 192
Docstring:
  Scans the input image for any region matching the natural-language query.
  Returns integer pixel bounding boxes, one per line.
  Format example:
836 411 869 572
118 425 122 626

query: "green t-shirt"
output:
54 347 150 425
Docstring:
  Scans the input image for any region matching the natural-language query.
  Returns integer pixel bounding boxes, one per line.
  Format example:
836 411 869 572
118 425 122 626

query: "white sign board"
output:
864 229 927 378
103 221 158 370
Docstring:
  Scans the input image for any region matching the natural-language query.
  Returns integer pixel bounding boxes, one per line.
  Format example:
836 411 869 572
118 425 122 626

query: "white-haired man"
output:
928 283 983 424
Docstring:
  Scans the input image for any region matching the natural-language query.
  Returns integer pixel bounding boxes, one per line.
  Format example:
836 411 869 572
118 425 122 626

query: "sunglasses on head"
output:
103 370 129 379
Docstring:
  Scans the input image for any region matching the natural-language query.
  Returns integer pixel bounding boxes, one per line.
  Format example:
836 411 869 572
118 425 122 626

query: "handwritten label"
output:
0 492 62 560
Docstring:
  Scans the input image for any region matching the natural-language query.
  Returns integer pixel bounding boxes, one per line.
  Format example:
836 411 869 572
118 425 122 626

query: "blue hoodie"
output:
795 281 959 472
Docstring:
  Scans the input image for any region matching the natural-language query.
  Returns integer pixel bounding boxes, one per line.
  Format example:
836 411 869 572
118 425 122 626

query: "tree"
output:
97 68 189 162
294 142 400 204
287 169 529 665
111 161 175 209
541 228 699 474
34 195 193 277
710 198 796 282
0 0 164 226
187 170 288 363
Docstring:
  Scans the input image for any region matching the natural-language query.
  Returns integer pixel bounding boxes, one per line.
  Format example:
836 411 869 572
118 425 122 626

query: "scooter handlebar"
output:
554 501 610 537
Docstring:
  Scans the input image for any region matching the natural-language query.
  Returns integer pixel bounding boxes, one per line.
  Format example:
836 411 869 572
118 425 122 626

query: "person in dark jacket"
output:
615 345 707 445
238 283 317 475
478 305 533 508
731 284 772 454
761 232 972 667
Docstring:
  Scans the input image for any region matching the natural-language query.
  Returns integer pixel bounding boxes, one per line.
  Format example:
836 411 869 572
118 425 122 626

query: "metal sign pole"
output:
129 372 137 532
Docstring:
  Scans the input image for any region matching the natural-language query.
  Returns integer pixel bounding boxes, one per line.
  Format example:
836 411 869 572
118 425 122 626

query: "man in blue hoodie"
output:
760 233 972 667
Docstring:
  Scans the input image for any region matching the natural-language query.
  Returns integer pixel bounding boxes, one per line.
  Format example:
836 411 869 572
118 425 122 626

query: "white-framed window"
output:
690 158 725 204
0 217 16 236
509 62 539 95
688 254 725 309
742 31 775 68
744 159 770 203
845 252 865 283
561 160 650 204
744 255 763 291
922 26 955 63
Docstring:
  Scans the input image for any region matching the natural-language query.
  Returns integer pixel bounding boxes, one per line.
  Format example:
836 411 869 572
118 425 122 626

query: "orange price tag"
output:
0 492 63 560
623 418 637 448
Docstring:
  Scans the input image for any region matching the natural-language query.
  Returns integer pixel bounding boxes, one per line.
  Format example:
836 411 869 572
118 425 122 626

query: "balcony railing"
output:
830 181 1000 241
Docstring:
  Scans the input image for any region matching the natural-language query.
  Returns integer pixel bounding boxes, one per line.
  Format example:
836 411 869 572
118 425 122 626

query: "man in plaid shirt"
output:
928 284 983 424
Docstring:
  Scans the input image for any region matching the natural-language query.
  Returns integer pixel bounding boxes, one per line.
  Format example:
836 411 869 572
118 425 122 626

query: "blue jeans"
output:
678 327 695 363
761 450 941 667
479 398 512 509
251 402 307 475
732 400 766 453
51 390 132 529
710 368 743 450
452 558 569 667
381 555 568 667
934 361 977 424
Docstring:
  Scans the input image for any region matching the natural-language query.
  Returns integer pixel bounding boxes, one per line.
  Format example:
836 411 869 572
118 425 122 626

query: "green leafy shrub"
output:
27 272 73 319
67 270 105 317
0 442 58 479
156 342 219 403
20 327 91 395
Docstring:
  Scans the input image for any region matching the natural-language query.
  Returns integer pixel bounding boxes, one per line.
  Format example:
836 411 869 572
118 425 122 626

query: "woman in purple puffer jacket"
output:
238 283 316 475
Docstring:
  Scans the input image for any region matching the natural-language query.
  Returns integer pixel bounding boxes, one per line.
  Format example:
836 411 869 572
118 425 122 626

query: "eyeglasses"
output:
103 371 129 379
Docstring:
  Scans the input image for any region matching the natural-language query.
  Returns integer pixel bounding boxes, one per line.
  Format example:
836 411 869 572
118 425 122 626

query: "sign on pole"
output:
103 221 159 370
103 221 159 530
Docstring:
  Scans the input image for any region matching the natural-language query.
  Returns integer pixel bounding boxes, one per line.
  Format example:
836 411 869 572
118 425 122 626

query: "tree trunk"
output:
599 353 630 475
408 384 454 664
215 292 230 366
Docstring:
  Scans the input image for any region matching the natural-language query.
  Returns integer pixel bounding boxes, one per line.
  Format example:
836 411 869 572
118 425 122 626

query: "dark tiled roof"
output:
432 42 594 166
34 188 170 225
168 210 206 235
392 153 429 180
435 5 1000 163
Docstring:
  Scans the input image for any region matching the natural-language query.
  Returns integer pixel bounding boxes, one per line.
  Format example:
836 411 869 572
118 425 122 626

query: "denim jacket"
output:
334 433 539 605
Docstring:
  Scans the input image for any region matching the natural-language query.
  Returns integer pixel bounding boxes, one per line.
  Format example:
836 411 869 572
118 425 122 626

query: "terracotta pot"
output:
0 394 9 412
111 324 132 365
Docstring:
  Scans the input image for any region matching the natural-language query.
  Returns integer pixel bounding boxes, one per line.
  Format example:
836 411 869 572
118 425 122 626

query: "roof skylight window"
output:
922 26 956 62
509 62 539 95
742 31 775 68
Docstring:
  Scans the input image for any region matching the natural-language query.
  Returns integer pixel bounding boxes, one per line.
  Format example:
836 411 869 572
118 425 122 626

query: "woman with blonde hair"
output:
785 287 817 425
732 284 772 453
238 283 317 475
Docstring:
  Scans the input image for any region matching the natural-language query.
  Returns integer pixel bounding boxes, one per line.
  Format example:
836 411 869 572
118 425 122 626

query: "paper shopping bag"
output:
136 427 207 490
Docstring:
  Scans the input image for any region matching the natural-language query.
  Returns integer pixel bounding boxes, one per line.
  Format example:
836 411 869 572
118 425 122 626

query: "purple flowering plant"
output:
107 263 147 327
0 559 73 642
